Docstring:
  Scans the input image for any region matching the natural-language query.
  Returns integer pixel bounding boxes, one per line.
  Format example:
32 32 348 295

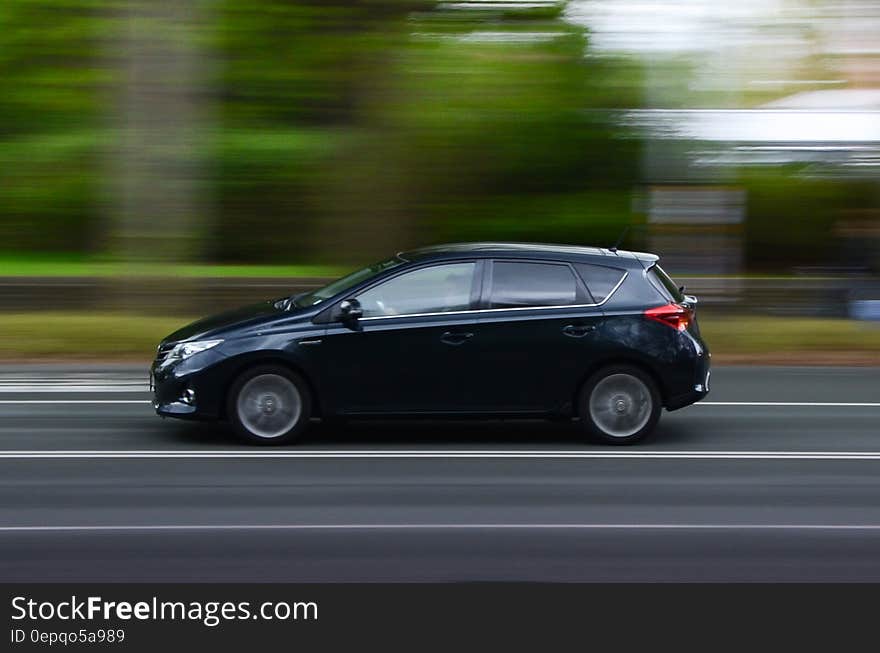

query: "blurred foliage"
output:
209 0 430 263
368 16 644 252
209 0 645 263
742 169 878 270
0 0 876 272
0 0 108 253
0 0 642 266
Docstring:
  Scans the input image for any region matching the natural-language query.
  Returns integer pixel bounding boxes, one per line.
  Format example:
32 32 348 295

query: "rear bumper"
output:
666 363 710 411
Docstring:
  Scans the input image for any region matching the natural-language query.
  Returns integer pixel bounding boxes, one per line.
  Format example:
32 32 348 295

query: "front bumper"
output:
151 360 219 420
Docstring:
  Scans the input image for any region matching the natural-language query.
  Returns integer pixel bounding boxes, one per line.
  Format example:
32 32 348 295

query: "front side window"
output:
355 262 476 318
488 261 578 309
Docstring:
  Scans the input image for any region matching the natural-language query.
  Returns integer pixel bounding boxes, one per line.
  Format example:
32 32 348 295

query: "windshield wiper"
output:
273 294 300 311
282 292 308 310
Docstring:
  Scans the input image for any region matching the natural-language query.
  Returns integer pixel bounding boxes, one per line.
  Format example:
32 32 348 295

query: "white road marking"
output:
0 386 148 393
0 400 148 404
2 450 880 460
1 399 880 407
702 401 880 407
0 523 879 533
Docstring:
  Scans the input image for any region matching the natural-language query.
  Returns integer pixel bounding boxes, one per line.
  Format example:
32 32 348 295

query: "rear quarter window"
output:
573 264 626 303
648 265 685 303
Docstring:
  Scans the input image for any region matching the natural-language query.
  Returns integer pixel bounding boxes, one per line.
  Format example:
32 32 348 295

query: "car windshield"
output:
293 257 404 308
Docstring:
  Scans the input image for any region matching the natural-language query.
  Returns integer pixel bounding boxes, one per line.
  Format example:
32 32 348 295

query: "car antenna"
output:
608 226 630 253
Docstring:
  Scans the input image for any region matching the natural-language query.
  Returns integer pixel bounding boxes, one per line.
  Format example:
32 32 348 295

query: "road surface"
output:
0 365 878 581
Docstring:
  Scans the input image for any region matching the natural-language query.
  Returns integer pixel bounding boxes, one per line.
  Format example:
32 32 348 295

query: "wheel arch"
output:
219 352 322 419
573 355 669 413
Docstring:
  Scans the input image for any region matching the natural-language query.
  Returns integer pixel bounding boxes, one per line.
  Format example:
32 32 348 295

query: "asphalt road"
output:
0 365 879 582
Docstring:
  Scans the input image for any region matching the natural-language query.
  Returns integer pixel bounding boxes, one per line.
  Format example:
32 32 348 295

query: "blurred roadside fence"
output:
1 273 878 319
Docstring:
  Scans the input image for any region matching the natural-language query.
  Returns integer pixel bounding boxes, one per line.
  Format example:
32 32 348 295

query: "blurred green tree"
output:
0 0 647 268
0 0 108 255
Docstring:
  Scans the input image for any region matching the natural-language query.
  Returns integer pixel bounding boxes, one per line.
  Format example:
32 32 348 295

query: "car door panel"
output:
474 307 605 412
318 313 481 414
313 260 483 415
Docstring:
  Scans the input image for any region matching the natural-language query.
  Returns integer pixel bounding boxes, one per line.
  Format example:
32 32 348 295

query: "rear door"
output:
472 259 606 413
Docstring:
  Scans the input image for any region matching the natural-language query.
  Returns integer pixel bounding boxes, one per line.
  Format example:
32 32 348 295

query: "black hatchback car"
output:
152 243 710 445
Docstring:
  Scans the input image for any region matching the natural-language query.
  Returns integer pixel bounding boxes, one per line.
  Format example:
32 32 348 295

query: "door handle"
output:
562 324 595 338
440 331 474 346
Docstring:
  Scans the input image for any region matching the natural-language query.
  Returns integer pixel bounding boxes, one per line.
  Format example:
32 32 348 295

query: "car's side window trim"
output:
334 259 480 321
471 260 487 309
573 261 630 304
358 264 628 321
477 259 495 311
597 269 628 305
312 258 482 323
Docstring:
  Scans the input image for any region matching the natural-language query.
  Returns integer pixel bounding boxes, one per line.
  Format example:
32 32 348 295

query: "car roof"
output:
398 242 659 267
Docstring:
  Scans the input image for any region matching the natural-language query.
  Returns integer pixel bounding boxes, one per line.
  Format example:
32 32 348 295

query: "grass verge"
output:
699 315 880 359
0 256 342 279
0 313 188 360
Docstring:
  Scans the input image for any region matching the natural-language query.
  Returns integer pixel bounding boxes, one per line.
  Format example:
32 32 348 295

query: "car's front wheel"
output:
228 365 311 445
578 365 661 445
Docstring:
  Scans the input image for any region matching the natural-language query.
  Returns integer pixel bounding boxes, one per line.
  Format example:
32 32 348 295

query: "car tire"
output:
578 364 661 445
228 365 312 445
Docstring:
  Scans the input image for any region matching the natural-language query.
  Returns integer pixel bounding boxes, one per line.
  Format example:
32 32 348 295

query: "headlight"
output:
168 339 223 361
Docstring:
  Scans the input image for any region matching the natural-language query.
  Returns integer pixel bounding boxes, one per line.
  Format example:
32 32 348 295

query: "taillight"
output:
644 303 692 332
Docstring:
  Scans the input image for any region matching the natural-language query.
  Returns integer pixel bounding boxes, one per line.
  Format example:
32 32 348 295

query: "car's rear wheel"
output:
228 365 311 445
578 365 661 445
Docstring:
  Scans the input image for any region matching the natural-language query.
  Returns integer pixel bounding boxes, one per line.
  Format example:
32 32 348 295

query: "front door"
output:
317 261 483 415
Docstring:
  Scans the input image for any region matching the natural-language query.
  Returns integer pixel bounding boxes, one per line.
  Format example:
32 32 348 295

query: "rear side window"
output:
489 262 578 309
574 264 626 303
648 265 685 303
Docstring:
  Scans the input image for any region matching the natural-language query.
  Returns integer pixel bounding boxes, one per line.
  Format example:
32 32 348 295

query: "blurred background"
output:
1 0 879 362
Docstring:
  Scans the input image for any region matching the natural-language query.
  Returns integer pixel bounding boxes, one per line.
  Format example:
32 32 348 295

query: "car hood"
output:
162 299 296 343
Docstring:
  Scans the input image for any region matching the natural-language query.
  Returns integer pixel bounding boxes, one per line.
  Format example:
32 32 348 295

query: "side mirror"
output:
337 298 363 330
